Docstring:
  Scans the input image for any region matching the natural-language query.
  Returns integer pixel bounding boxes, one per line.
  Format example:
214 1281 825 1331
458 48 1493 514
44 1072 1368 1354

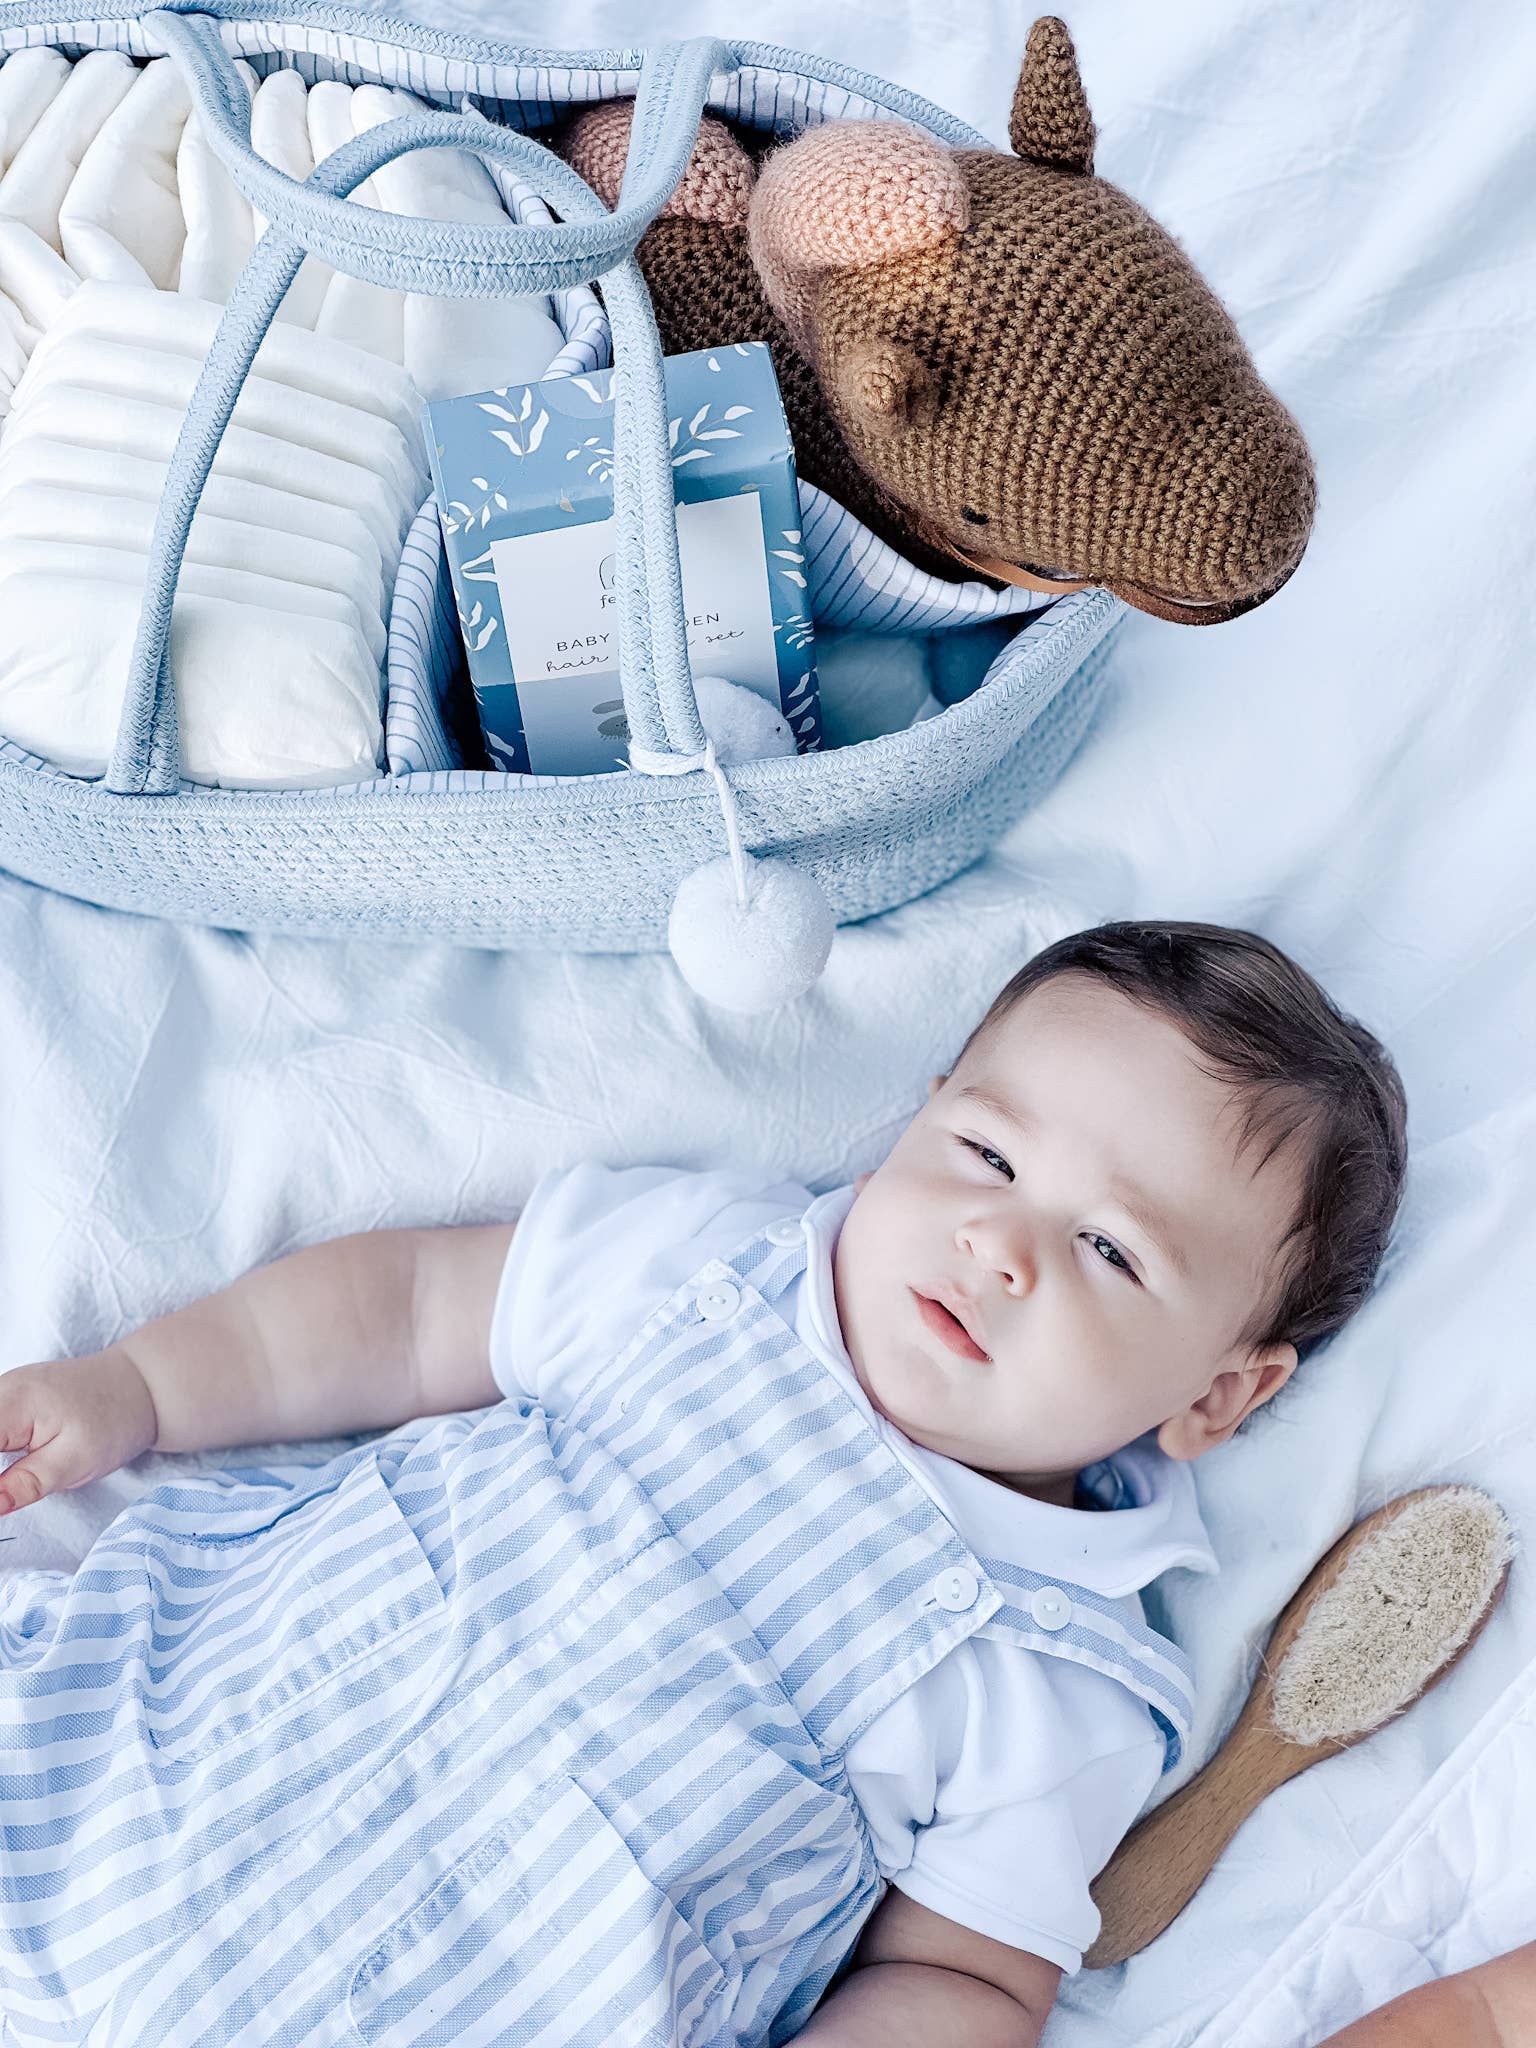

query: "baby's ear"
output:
1159 1341 1297 1460
749 120 968 347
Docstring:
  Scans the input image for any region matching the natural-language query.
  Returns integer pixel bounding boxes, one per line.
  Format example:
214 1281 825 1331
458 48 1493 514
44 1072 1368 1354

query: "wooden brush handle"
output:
1084 1488 1513 1972
1085 1712 1317 1968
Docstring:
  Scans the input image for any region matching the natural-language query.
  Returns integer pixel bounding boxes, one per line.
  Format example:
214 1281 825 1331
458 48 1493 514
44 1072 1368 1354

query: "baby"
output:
0 920 1407 2048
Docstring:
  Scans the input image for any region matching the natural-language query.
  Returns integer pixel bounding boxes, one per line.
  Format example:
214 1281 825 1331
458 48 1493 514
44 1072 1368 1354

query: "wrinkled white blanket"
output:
0 2 1534 2042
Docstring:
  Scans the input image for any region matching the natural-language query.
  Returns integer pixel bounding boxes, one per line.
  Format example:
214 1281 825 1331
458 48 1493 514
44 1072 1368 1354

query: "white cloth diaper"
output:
56 57 189 289
177 60 257 304
0 287 31 402
1 388 412 569
0 50 136 249
16 329 427 506
0 488 388 663
0 48 72 176
0 435 392 615
0 217 78 333
0 531 379 646
30 281 422 430
353 82 567 399
0 561 384 786
0 266 416 787
307 79 404 362
248 68 331 329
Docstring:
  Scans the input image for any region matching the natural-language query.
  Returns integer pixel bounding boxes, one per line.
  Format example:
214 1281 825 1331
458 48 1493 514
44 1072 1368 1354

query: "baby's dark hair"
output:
961 921 1408 1359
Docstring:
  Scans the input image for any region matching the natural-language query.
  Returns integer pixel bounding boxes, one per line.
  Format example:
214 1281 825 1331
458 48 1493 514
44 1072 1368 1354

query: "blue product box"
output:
424 342 820 776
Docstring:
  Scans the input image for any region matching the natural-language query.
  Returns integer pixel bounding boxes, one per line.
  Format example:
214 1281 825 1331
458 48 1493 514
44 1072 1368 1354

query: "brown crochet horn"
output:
1010 17 1096 173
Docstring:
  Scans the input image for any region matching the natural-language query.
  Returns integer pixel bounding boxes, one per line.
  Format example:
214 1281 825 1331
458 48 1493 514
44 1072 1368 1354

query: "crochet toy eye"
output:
961 507 990 526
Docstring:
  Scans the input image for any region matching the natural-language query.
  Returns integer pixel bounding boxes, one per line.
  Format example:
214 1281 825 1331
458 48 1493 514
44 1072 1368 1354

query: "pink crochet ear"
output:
749 121 968 346
562 100 754 224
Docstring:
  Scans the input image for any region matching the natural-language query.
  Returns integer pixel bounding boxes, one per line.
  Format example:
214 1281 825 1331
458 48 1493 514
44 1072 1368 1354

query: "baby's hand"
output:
0 1350 159 1516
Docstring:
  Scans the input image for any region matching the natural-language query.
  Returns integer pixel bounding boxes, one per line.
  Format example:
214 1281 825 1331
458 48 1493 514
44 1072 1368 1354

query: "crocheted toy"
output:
562 16 1316 625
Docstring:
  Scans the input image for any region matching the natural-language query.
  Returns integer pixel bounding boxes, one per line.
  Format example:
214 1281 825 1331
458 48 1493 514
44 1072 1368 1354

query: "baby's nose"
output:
959 1219 1035 1294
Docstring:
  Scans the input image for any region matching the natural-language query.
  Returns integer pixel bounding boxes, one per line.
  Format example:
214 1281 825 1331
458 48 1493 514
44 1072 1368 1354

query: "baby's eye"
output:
960 1137 1014 1181
1084 1232 1138 1280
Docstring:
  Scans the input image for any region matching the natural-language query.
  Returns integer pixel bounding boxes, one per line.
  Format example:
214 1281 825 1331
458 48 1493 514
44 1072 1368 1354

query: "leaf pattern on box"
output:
565 435 614 486
457 597 501 654
479 387 549 460
771 527 808 589
668 401 749 469
482 728 524 774
458 547 498 585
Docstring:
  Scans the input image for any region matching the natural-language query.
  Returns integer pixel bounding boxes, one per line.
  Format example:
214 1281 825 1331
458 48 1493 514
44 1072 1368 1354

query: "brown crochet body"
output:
809 153 1315 605
621 214 955 575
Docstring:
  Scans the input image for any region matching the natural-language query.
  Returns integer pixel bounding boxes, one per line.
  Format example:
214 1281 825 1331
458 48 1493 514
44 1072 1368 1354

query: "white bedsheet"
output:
1 3 1534 2041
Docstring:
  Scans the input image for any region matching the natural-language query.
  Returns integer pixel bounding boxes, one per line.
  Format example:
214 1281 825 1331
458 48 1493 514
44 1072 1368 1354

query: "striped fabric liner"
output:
799 485 1054 634
385 501 465 775
0 21 991 151
481 162 612 382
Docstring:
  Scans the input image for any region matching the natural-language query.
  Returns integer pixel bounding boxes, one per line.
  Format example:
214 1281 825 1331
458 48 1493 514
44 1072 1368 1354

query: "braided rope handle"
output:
106 14 726 793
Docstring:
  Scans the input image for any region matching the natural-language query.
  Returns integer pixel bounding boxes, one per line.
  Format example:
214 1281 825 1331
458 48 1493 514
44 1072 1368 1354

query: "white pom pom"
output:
668 853 835 1012
691 674 798 764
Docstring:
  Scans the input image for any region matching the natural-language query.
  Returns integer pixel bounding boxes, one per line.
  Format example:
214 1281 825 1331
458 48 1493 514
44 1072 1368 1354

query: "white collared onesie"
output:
492 1165 1218 1972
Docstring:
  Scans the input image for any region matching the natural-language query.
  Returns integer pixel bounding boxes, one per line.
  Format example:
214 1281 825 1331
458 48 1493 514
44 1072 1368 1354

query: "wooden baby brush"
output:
1085 1485 1515 1969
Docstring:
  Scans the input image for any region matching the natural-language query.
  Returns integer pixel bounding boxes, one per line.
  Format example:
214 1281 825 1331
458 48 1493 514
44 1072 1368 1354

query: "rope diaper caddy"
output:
0 4 1126 1008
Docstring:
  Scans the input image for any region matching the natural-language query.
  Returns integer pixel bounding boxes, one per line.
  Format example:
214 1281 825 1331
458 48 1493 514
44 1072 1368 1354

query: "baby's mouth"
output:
912 1288 990 1363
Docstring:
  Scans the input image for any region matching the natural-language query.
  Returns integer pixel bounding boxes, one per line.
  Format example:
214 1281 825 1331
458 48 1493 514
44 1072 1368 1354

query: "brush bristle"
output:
1269 1488 1514 1747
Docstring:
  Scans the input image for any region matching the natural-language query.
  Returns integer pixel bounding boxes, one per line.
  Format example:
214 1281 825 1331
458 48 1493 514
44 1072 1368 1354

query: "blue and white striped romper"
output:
0 1217 1194 2048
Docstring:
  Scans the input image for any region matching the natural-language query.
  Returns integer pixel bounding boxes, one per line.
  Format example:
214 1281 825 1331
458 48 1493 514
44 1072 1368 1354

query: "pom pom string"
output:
629 736 751 911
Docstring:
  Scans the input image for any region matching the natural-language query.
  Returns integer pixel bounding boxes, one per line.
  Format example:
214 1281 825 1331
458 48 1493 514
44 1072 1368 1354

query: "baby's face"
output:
833 977 1300 1493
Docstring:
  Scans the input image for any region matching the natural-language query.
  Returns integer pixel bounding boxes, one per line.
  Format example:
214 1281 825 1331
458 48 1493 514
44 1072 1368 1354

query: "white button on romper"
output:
0 1222 1193 2047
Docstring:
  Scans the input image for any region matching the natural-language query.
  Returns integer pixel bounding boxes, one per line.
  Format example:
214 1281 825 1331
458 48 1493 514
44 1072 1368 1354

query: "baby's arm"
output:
796 1889 1058 2046
0 1223 514 1514
1312 1941 1536 2047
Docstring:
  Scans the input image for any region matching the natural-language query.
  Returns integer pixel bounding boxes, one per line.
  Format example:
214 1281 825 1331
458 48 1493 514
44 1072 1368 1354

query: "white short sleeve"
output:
489 1161 813 1414
849 1639 1164 1974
